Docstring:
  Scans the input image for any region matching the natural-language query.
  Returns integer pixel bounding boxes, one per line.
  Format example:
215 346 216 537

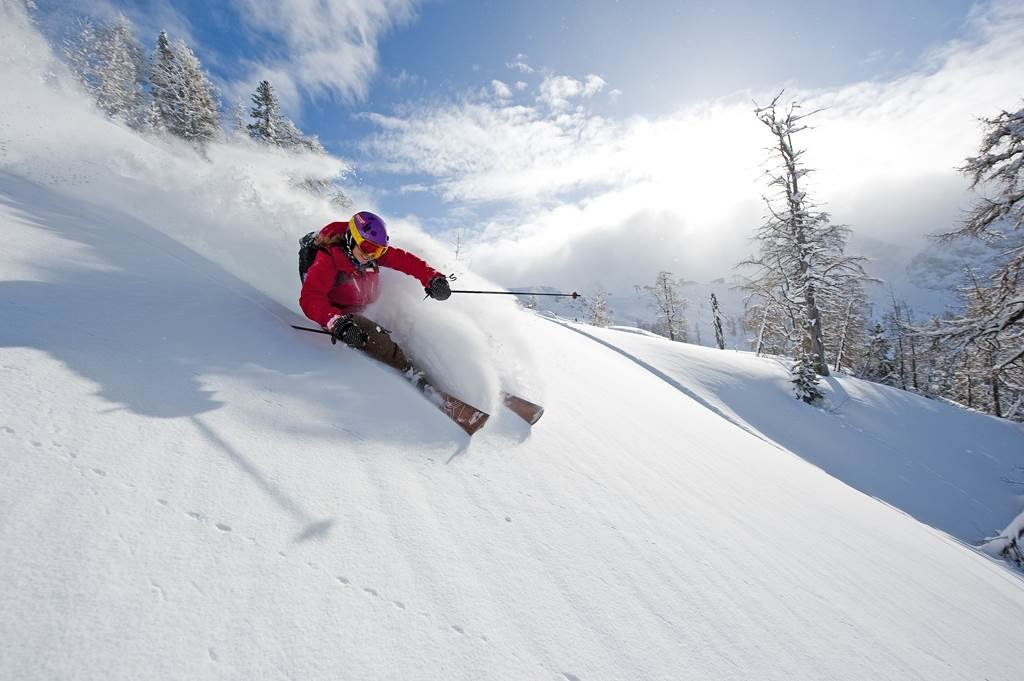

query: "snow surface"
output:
3 5 1024 680
570 323 1024 544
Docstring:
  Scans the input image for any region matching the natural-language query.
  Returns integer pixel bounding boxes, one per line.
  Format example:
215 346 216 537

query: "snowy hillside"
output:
4 5 1024 680
6 164 1024 680
565 322 1024 544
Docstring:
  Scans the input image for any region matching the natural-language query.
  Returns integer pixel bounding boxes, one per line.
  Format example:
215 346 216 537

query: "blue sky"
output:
31 0 1024 304
41 0 978 153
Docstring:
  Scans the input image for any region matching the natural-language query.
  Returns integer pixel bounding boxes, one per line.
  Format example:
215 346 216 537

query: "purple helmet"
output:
349 211 389 247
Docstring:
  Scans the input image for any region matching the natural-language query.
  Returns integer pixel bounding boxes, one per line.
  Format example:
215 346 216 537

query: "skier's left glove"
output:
327 314 368 348
425 275 451 301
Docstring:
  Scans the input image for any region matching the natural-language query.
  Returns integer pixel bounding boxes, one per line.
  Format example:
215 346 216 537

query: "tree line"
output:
60 13 348 208
584 93 1023 420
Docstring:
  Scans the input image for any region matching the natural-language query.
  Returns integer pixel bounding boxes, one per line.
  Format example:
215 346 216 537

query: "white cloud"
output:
228 0 417 109
491 79 513 99
537 74 605 110
360 2 1024 307
507 54 534 73
582 74 606 97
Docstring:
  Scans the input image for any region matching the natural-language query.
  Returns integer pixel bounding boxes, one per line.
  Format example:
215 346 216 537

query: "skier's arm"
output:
377 247 441 287
299 251 340 328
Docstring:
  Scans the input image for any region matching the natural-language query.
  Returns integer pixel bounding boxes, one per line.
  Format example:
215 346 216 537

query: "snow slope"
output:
4 169 1024 680
568 323 1024 544
4 6 1024 679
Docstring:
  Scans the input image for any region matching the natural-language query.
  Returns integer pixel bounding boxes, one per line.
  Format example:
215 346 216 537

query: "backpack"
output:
298 231 379 283
298 231 319 282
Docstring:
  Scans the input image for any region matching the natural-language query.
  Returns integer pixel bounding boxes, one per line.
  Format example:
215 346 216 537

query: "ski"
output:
291 323 490 435
502 393 545 425
412 374 490 436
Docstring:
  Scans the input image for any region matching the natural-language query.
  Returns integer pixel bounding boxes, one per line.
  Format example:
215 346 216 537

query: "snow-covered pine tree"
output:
711 293 726 349
738 94 871 376
644 272 688 341
938 268 1017 417
280 118 326 154
927 101 1024 420
93 15 146 126
922 317 952 397
247 80 324 152
587 286 612 327
246 79 344 201
63 18 100 94
64 15 146 127
859 322 898 385
149 32 181 136
881 292 924 391
247 80 280 144
149 32 220 146
231 99 248 138
792 353 824 404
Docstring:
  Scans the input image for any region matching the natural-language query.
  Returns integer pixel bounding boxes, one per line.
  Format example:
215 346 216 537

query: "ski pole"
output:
291 324 331 335
451 289 580 299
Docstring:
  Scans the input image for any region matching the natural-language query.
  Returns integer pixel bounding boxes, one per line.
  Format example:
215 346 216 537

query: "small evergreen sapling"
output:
792 353 824 405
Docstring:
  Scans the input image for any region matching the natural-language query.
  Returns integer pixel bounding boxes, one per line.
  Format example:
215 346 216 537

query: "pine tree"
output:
231 99 248 137
860 322 898 385
64 15 146 127
247 80 280 144
246 80 324 152
711 293 726 349
63 18 100 94
94 15 146 125
792 353 824 404
922 317 951 397
149 31 220 146
738 94 872 376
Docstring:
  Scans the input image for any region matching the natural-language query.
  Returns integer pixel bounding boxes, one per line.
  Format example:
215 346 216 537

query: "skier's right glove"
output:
328 314 368 348
425 275 451 301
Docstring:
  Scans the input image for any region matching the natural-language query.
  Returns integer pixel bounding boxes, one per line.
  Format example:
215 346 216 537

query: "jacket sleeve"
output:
299 250 340 328
377 247 440 287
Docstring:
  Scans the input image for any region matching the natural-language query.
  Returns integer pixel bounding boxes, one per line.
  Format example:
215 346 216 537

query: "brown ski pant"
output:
346 314 413 374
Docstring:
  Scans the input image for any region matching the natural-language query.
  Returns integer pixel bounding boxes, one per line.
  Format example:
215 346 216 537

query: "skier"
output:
299 211 451 373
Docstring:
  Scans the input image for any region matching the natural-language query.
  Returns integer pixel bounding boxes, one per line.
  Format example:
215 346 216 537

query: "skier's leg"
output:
346 314 412 373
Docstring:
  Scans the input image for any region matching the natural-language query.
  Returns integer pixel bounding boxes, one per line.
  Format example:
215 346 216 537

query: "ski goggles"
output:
349 221 388 259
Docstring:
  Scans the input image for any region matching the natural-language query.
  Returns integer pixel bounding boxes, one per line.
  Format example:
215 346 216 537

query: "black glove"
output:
329 315 368 348
425 275 451 301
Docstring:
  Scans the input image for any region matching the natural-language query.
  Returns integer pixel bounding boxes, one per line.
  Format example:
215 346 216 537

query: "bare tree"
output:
923 101 1024 419
711 293 726 350
644 272 688 341
738 93 872 375
829 289 868 374
587 285 612 327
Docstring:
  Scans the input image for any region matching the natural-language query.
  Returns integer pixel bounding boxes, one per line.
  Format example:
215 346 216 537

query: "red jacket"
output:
299 221 441 327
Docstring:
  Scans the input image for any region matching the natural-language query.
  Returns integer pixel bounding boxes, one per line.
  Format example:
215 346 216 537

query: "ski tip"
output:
459 410 490 436
502 393 545 426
